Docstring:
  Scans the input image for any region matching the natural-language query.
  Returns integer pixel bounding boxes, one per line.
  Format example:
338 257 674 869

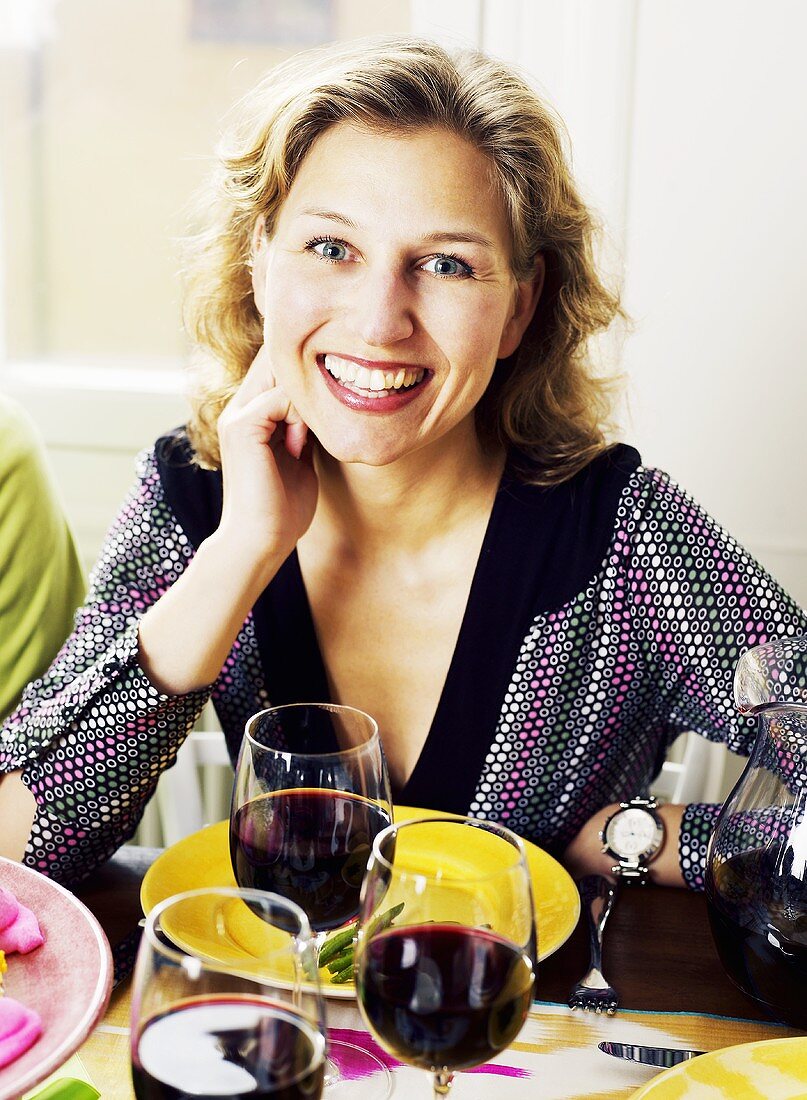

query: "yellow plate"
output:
632 1037 807 1099
141 804 580 997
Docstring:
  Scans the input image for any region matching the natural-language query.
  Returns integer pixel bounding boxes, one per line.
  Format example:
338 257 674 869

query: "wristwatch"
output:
600 796 665 885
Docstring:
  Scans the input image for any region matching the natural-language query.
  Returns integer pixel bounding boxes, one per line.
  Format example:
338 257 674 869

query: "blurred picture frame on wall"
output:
189 0 335 46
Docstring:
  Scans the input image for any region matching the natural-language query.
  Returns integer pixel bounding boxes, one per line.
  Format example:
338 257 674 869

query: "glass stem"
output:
433 1069 454 1096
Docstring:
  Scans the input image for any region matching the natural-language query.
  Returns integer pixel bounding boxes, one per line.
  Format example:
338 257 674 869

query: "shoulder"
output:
0 397 61 518
506 443 642 522
617 462 716 531
496 444 642 609
0 395 47 478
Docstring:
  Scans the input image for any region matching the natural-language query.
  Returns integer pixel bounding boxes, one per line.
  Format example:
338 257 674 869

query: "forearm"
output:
137 532 286 695
0 771 36 860
2 660 205 881
1 619 212 878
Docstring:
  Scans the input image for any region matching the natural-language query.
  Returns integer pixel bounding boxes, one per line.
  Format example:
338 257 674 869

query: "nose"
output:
351 271 415 347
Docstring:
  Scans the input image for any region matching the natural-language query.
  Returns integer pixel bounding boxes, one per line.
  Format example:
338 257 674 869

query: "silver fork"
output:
568 874 619 1015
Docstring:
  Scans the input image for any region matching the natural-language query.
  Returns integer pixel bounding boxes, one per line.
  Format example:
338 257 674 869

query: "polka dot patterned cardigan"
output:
1 436 804 888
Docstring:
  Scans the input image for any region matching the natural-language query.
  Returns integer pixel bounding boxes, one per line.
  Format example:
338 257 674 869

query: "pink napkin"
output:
0 996 42 1067
0 886 45 954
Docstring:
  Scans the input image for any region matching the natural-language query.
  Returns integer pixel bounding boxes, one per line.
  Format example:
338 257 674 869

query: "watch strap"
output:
621 796 659 812
610 861 651 885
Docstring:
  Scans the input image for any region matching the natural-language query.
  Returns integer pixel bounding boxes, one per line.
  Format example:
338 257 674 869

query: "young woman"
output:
1 37 803 887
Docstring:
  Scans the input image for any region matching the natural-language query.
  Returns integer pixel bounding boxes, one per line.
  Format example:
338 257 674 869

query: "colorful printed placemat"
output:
81 989 803 1100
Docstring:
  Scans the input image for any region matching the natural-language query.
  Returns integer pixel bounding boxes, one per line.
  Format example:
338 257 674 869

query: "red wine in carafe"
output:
706 848 807 1027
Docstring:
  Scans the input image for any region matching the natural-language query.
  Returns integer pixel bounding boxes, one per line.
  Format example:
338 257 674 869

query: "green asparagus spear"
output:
327 947 355 976
330 964 355 984
318 923 358 968
365 901 405 939
318 901 406 975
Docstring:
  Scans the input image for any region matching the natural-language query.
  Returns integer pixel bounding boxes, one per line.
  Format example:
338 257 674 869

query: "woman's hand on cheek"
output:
216 343 318 567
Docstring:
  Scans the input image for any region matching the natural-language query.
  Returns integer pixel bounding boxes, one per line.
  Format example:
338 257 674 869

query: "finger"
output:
246 385 309 458
226 387 310 457
226 343 276 411
284 419 309 459
220 385 293 444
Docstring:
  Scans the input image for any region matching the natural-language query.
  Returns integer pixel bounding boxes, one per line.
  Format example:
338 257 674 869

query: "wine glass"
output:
230 703 393 1094
231 704 392 933
131 887 326 1100
356 816 537 1098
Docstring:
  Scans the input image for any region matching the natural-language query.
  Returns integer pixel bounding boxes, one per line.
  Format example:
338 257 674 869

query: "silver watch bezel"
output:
600 797 665 882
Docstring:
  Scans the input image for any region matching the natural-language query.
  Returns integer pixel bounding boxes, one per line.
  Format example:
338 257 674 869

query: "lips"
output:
322 353 426 399
315 353 430 413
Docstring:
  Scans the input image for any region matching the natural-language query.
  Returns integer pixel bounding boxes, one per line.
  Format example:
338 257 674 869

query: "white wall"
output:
622 1 807 609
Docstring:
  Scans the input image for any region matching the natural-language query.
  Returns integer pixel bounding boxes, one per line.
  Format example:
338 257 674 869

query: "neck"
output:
310 424 506 558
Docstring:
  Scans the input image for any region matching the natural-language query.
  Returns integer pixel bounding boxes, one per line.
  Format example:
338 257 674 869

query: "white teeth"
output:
323 354 425 395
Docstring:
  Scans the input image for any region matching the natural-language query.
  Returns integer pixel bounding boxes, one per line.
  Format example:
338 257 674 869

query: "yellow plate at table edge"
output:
631 1036 807 1098
140 804 580 997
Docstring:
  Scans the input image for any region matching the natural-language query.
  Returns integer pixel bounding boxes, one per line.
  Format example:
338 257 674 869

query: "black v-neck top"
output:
8 429 805 891
157 435 641 807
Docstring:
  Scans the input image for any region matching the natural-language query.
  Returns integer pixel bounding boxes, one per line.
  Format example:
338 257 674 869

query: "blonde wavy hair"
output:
184 36 622 483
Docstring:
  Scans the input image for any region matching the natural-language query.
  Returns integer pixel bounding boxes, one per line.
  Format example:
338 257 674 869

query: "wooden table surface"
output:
76 845 768 1022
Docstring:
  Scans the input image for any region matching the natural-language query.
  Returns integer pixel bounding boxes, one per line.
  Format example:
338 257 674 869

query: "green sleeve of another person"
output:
0 396 85 722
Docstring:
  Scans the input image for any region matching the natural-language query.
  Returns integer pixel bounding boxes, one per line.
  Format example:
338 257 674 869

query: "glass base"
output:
325 1038 392 1098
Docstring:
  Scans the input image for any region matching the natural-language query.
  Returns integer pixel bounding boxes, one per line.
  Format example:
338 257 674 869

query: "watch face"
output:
605 808 661 858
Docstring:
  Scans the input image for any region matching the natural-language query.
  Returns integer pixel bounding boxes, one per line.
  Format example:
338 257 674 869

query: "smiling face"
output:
252 123 542 467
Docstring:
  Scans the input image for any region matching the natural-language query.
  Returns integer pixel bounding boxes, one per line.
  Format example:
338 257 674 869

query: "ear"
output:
497 255 545 359
250 215 270 317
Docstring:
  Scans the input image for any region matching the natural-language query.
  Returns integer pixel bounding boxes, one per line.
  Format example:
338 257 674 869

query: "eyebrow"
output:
297 208 497 250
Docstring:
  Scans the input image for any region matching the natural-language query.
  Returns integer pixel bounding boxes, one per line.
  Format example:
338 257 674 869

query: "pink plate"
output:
0 857 112 1100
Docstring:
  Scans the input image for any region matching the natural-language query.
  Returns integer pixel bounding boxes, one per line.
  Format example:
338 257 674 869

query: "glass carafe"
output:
704 634 807 1027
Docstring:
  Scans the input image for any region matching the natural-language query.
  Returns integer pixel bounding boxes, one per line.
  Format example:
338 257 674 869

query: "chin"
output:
313 427 416 468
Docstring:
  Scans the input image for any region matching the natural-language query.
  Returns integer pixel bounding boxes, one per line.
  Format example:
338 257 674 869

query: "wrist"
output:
201 529 288 596
137 531 288 695
562 803 621 882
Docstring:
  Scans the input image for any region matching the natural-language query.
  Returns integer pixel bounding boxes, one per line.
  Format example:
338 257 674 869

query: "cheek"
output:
262 259 326 346
437 297 509 386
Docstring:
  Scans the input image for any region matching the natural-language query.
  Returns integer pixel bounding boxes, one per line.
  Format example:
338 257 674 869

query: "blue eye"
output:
422 254 473 278
307 237 349 262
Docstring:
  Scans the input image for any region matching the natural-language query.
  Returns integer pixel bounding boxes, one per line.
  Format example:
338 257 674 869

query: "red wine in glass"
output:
706 848 807 1028
230 789 391 931
358 923 534 1071
132 996 326 1100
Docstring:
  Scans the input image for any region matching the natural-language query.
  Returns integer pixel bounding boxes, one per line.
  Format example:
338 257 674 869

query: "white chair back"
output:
651 732 728 805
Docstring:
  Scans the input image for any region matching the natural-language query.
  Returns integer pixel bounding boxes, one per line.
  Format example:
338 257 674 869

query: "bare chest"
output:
299 552 477 791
